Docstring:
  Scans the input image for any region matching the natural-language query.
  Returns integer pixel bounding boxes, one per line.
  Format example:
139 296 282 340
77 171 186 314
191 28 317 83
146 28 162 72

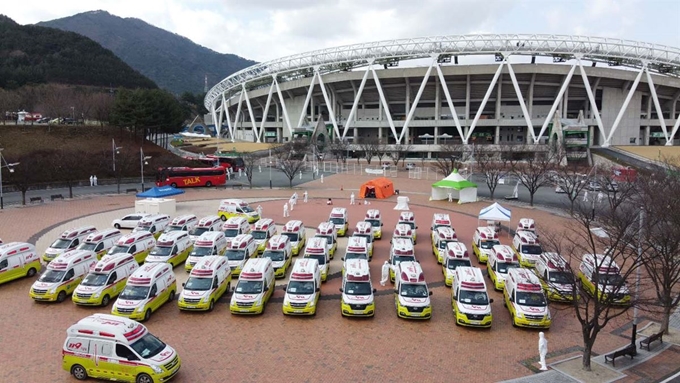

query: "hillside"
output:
0 15 156 89
39 10 257 95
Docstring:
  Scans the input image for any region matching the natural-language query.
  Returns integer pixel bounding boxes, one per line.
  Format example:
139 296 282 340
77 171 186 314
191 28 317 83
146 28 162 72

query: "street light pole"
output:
0 148 20 210
269 148 272 189
140 148 151 192
631 207 644 350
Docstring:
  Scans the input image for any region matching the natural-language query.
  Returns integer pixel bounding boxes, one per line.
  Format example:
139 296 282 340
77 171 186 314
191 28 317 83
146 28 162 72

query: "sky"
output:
3 0 680 63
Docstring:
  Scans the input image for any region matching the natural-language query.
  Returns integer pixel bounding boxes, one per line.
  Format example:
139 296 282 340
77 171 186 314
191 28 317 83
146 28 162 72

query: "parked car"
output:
111 213 151 229
406 162 416 169
586 181 601 191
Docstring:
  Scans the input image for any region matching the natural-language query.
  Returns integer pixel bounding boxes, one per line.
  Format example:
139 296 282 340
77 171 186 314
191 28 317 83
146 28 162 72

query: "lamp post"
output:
269 148 272 189
630 207 644 350
0 148 20 210
140 148 152 192
70 106 75 122
112 139 123 172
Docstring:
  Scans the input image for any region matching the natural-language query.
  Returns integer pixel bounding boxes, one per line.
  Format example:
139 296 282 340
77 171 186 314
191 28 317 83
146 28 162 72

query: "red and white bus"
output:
196 155 245 171
156 167 227 188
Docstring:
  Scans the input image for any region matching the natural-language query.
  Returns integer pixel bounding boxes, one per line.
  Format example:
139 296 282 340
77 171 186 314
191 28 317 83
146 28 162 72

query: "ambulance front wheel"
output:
57 291 67 303
208 300 215 312
205 181 212 187
71 364 88 380
169 290 176 301
101 295 110 307
136 373 153 383
144 309 151 322
27 268 37 277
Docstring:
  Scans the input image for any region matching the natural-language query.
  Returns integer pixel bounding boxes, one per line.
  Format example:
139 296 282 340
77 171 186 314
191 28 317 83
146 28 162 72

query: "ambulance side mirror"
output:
381 223 383 226
415 226 418 229
341 257 344 261
372 288 377 293
489 298 494 304
181 283 185 287
264 286 269 291
339 288 343 293
282 285 287 292
315 287 320 292
429 291 433 296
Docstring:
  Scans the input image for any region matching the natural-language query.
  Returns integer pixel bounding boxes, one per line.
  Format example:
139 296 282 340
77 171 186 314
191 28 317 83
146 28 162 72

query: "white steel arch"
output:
207 34 680 146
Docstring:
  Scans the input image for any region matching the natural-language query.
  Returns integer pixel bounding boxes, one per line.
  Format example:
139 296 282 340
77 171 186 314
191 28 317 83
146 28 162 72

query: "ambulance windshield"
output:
549 271 573 284
400 221 416 229
345 252 367 261
50 239 72 249
281 232 299 243
78 243 97 252
480 240 500 249
458 290 489 305
225 249 246 261
392 255 415 265
109 245 131 254
329 217 345 225
251 231 268 240
165 225 183 233
236 280 263 294
150 246 173 257
130 333 166 359
516 291 547 307
120 285 150 300
365 219 380 227
439 240 453 249
185 277 212 291
447 258 472 270
287 281 315 294
498 262 519 274
189 227 209 237
223 229 239 238
241 206 254 213
305 254 326 266
400 284 428 298
39 269 65 283
262 250 285 262
81 273 108 286
354 234 372 243
521 244 543 255
344 281 372 296
316 235 334 245
191 246 214 257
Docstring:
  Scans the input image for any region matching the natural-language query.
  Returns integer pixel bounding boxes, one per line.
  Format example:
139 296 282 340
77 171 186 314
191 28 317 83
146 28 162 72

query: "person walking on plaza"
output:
283 202 289 217
256 205 263 218
380 261 390 286
89 175 94 187
447 192 453 202
303 191 308 203
350 192 355 205
93 175 98 186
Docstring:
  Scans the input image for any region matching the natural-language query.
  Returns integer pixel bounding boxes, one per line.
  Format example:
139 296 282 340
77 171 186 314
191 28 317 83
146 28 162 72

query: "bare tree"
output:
433 142 463 175
0 89 20 125
51 150 91 198
90 93 115 126
553 154 592 215
390 143 413 166
241 152 261 189
511 150 555 206
540 201 643 371
475 145 510 200
328 138 349 163
276 141 308 188
6 151 49 205
374 138 389 164
358 137 380 165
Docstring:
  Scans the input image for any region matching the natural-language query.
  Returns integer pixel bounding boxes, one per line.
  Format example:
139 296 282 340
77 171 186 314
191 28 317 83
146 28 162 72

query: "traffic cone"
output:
340 185 343 191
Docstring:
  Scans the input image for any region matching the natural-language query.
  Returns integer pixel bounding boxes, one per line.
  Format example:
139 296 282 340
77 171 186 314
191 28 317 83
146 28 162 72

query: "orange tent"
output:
359 177 395 199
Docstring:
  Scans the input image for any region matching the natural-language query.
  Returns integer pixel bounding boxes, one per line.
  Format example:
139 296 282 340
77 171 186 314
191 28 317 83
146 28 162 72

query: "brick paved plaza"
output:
0 173 677 383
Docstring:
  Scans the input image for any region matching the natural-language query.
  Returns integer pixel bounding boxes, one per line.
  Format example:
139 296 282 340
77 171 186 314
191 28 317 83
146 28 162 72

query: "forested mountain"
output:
39 11 257 95
0 15 156 89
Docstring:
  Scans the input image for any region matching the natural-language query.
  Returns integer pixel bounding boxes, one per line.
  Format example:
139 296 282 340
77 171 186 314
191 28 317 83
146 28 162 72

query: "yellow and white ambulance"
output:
145 231 193 268
397 211 418 244
282 220 307 256
504 268 552 328
224 234 257 277
252 218 277 254
230 258 275 315
106 231 157 264
217 198 260 223
351 221 374 260
314 222 337 258
578 253 630 305
185 231 228 272
517 218 536 234
392 223 415 245
165 214 198 233
30 250 97 303
394 261 432 320
261 235 292 278
221 216 251 246
442 242 472 287
389 238 416 283
342 236 369 275
329 207 349 236
77 229 122 260
188 215 223 243
432 226 458 264
364 209 383 239
535 252 577 302
178 256 231 312
133 214 170 239
112 262 177 321
430 213 452 245
0 242 40 285
487 244 520 291
511 230 543 268
452 266 493 328
62 313 181 382
282 258 321 316
340 258 376 317
471 226 500 264
72 253 139 307
43 226 97 263
303 237 330 282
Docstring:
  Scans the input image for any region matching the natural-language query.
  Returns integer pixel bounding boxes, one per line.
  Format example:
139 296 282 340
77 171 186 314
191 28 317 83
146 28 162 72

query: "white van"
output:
165 214 198 233
432 226 458 264
261 235 292 279
389 238 416 283
578 253 630 305
471 226 500 264
303 237 330 282
0 242 40 285
342 236 369 275
535 252 577 302
442 242 472 287
179 256 231 312
517 218 536 234
72 253 139 307
394 261 432 320
112 262 177 321
283 258 321 316
42 225 98 263
351 221 374 260
340 258 376 317
314 222 338 258
230 258 275 314
512 230 543 268
282 220 307 256
452 266 493 328
188 215 223 243
146 231 193 267
504 268 552 328
62 314 181 382
217 198 260 223
252 218 277 254
225 234 257 277
393 223 415 245
30 250 98 302
364 209 383 239
488 244 520 291
329 207 349 237
77 229 122 260
397 211 418 244
222 217 251 244
106 231 157 264
133 214 171 239
430 213 452 243
185 231 228 272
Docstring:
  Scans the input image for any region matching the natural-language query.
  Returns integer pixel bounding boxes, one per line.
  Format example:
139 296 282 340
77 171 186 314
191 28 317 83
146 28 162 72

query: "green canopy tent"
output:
431 169 478 203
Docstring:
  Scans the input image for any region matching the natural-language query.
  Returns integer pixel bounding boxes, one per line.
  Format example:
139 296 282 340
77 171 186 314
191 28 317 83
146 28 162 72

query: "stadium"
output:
205 34 680 159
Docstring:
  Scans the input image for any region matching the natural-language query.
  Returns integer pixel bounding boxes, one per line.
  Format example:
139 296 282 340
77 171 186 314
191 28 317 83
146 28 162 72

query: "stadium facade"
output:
205 34 680 156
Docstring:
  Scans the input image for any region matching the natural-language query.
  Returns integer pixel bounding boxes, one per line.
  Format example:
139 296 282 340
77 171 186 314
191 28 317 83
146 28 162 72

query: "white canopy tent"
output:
478 202 512 234
431 169 478 203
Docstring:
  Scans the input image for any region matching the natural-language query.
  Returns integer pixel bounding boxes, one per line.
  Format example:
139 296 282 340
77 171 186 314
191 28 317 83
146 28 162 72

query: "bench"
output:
50 194 64 201
604 344 636 367
30 197 44 204
125 188 138 194
639 331 664 351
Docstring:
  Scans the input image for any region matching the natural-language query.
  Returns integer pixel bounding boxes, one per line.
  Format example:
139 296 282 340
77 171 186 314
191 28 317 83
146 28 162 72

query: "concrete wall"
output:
600 88 642 146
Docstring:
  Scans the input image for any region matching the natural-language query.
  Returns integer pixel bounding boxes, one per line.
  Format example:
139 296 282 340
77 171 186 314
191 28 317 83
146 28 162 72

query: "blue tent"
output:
136 186 185 198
